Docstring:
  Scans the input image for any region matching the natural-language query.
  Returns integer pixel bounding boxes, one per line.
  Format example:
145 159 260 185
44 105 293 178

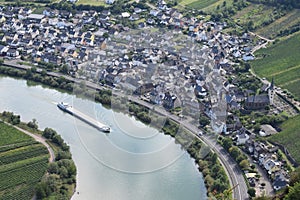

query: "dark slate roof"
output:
273 173 288 188
246 94 270 104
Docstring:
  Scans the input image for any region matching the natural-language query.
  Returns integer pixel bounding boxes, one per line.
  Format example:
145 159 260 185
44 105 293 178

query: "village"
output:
0 0 298 197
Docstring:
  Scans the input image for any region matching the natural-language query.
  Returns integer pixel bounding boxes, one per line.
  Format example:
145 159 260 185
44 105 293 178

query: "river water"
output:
0 76 207 200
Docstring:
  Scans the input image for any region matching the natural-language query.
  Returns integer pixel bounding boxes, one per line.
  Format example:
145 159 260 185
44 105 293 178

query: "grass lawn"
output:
0 122 48 200
269 114 300 163
251 32 300 100
76 0 107 6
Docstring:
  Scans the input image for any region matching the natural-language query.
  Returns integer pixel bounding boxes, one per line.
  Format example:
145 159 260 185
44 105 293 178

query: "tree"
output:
31 67 37 73
45 174 61 193
239 159 250 170
48 162 59 174
284 182 300 200
247 21 254 31
24 69 33 78
222 137 233 150
36 182 51 199
27 118 38 129
41 69 47 76
56 150 71 161
248 188 256 198
211 153 218 164
11 114 20 125
58 159 76 176
59 166 69 178
229 146 240 160
43 128 57 139
199 115 210 127
212 179 227 192
52 134 64 146
205 175 214 186
289 167 300 186
60 64 69 74
198 160 208 170
103 32 109 38
212 165 221 176
253 124 260 133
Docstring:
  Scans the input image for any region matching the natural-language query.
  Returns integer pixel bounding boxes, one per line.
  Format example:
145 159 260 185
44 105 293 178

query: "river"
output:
0 76 207 200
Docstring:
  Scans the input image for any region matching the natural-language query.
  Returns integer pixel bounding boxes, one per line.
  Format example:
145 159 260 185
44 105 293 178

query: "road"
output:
248 31 274 43
247 31 274 54
2 60 249 199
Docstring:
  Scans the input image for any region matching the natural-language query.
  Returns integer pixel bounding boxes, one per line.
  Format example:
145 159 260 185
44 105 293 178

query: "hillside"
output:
251 32 300 100
255 9 300 39
0 121 48 200
269 114 300 164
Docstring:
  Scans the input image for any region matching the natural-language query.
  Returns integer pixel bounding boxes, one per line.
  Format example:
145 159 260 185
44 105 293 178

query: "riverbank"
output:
0 64 233 198
0 111 76 199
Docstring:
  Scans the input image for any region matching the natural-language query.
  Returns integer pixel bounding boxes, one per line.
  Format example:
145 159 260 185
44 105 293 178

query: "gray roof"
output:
246 94 269 103
28 14 45 20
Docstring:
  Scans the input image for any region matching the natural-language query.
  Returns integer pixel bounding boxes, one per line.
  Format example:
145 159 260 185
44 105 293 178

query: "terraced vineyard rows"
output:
0 122 49 200
0 144 48 165
0 140 38 153
0 156 48 190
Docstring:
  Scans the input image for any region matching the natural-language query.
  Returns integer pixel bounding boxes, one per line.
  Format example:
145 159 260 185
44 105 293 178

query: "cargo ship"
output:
57 102 110 133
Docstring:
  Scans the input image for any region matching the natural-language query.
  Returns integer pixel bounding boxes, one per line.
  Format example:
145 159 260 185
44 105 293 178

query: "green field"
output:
76 0 106 6
0 122 48 200
269 115 300 163
251 32 300 100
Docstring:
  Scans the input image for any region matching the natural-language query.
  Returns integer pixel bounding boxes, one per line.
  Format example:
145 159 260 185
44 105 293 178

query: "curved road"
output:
3 60 248 199
14 125 55 163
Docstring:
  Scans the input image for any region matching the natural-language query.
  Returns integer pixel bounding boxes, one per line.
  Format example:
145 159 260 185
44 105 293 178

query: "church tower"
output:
268 77 275 105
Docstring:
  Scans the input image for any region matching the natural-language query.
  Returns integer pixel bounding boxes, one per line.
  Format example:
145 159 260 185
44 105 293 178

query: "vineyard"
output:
251 32 300 100
0 122 49 200
178 0 219 9
269 114 300 163
255 9 300 39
